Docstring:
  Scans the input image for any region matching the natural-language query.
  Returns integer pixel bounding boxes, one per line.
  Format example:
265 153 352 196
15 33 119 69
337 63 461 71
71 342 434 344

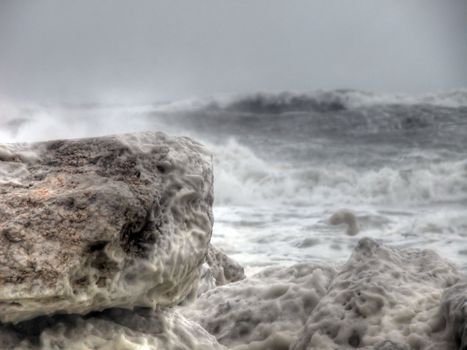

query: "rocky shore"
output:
0 132 466 350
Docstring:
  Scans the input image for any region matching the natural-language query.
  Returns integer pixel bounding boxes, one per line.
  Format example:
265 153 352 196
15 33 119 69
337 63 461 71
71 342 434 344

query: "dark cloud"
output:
0 0 466 103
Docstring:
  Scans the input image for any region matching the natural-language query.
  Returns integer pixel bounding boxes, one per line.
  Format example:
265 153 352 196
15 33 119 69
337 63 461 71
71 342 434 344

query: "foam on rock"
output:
206 244 246 286
0 307 224 350
434 280 467 350
0 132 214 323
182 263 336 349
291 238 460 350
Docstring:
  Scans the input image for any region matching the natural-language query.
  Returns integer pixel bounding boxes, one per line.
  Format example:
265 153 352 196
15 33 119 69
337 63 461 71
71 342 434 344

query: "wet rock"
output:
0 132 214 323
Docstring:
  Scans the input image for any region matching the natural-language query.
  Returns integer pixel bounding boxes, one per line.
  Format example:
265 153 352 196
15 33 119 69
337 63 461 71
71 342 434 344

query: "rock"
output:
291 238 460 350
373 340 409 350
193 244 245 297
434 280 467 350
0 307 225 350
206 244 245 286
329 209 359 236
182 263 336 349
196 263 218 297
0 132 214 323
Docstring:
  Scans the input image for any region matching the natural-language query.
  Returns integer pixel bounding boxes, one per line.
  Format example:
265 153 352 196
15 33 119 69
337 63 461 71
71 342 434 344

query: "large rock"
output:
0 132 214 323
291 238 460 350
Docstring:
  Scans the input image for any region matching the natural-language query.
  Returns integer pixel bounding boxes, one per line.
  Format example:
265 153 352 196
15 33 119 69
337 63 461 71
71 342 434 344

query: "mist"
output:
0 0 466 104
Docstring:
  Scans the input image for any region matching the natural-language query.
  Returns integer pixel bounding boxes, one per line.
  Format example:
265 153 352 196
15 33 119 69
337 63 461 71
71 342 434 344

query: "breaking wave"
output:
211 139 467 207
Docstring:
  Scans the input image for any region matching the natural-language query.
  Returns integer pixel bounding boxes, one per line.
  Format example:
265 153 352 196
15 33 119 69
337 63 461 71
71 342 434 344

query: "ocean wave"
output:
153 89 467 115
211 139 467 206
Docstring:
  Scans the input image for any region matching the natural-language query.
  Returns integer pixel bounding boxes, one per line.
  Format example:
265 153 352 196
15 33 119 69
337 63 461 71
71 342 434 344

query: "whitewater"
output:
1 89 467 275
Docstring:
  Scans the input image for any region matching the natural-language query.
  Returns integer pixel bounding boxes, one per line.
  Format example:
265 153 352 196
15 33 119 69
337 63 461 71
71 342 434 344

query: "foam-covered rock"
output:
206 244 245 286
194 244 245 297
182 263 336 349
435 280 467 350
0 132 213 323
291 238 460 350
0 307 224 350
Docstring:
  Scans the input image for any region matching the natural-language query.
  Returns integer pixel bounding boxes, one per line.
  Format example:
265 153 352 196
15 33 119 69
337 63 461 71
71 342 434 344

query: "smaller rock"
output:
329 209 359 236
291 238 460 350
206 244 245 286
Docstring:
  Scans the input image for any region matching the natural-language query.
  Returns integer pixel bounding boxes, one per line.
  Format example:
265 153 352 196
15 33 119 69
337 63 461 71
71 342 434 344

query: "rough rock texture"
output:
291 238 460 350
185 238 467 350
206 244 245 286
0 307 224 350
182 263 336 350
194 244 245 297
0 132 214 323
436 280 467 350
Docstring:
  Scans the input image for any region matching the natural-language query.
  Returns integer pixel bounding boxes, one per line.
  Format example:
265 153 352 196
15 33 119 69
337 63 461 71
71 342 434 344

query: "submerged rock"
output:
0 308 224 350
182 263 336 349
291 238 460 350
329 209 359 236
0 132 214 323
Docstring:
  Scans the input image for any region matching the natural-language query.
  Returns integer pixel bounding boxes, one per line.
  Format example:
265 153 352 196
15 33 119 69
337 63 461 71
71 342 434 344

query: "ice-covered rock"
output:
291 238 460 350
0 307 225 350
0 132 214 323
182 263 336 349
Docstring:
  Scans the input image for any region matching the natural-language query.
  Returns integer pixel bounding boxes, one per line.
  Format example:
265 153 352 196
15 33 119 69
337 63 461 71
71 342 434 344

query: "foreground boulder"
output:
0 132 214 323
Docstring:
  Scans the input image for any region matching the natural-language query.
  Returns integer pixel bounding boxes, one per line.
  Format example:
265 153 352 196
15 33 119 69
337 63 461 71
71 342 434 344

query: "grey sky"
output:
0 0 466 103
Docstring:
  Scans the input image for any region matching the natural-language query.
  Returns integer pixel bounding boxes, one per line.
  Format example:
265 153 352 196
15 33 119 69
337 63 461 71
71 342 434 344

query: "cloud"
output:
0 0 465 103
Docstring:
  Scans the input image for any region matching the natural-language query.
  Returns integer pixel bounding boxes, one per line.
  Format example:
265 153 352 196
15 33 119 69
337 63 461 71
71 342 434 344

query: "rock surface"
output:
183 238 467 350
206 244 246 286
0 132 214 323
291 238 460 350
436 280 467 350
0 307 224 350
183 263 336 350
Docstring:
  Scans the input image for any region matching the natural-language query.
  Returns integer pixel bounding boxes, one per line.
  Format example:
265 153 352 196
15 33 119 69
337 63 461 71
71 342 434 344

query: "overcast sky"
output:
0 0 466 103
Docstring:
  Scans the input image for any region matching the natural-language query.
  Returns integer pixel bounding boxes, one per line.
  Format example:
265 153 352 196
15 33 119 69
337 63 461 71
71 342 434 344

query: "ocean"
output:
2 89 467 273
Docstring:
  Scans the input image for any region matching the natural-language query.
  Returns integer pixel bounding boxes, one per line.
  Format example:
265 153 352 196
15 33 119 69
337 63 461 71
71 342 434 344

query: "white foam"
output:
207 138 467 207
182 263 336 350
